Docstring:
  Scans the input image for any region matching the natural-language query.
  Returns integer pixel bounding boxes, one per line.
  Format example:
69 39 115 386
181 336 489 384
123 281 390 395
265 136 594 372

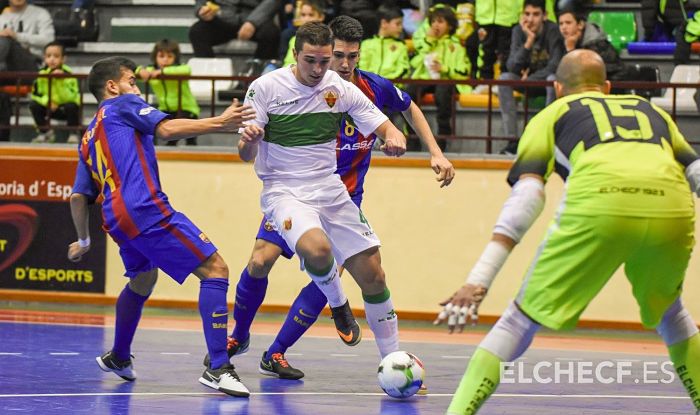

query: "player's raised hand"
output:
434 284 488 333
219 98 256 131
431 154 455 188
240 124 264 144
67 241 89 262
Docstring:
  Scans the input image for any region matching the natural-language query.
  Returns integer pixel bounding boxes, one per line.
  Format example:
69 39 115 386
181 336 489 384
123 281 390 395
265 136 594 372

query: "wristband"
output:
78 237 90 248
465 241 510 289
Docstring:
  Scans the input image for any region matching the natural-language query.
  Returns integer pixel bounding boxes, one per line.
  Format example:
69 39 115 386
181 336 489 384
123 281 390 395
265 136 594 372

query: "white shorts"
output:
261 174 381 265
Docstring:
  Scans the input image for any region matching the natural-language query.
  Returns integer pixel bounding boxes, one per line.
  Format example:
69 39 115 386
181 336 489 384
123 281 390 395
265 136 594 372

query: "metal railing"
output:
1 71 698 151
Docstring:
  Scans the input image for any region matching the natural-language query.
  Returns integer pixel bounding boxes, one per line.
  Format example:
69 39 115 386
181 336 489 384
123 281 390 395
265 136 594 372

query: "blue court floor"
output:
0 317 695 414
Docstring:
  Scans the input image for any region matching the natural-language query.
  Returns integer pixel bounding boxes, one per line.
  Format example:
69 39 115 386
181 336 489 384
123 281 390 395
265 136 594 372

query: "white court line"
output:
441 355 470 359
0 392 689 400
160 352 190 355
285 353 303 356
329 354 358 357
49 352 79 356
0 353 22 355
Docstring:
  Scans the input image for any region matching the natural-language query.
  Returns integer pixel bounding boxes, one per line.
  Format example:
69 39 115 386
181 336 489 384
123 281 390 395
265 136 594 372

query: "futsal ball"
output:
377 351 425 398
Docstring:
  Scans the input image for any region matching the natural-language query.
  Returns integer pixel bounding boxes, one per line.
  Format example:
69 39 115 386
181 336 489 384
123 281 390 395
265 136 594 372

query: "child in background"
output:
30 41 81 144
409 5 471 149
281 0 326 66
359 6 409 81
138 39 199 146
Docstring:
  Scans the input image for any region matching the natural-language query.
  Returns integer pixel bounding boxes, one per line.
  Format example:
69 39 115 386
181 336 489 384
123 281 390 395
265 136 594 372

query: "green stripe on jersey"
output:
265 112 343 147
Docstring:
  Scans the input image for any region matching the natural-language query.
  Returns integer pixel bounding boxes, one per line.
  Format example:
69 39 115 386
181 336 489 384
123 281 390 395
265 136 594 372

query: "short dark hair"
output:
524 0 546 13
428 6 458 36
151 38 181 66
44 41 66 56
294 21 333 52
378 6 403 23
88 57 137 102
557 7 587 23
329 15 363 45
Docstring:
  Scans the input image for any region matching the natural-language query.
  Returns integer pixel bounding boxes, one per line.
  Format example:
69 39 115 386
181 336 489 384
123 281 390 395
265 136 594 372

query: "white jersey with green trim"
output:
243 66 388 182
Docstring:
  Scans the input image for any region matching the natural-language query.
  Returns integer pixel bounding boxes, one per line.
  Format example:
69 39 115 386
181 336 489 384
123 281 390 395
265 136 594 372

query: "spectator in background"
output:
410 5 471 150
282 0 326 66
558 9 628 82
30 41 80 144
334 0 381 39
138 39 200 146
472 0 521 93
641 0 699 65
498 0 563 155
359 6 409 80
0 0 54 76
189 0 281 60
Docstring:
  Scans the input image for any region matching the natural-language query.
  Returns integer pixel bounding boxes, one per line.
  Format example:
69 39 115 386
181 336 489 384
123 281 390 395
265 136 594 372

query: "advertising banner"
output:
0 157 106 293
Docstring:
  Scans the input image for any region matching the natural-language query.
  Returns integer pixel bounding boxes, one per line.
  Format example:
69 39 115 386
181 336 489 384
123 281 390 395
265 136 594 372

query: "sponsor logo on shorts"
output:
199 232 211 243
264 220 274 232
324 90 338 108
283 218 292 231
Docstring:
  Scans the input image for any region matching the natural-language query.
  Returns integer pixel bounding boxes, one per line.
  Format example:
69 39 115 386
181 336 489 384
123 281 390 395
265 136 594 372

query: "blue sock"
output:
268 281 327 355
231 268 268 342
112 284 149 361
199 278 229 369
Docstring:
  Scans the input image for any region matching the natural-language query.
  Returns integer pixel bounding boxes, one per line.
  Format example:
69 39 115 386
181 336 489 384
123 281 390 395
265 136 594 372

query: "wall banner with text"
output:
0 157 106 293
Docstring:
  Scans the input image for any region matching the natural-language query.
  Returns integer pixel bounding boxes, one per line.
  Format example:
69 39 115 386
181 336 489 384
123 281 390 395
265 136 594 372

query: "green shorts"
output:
516 213 694 330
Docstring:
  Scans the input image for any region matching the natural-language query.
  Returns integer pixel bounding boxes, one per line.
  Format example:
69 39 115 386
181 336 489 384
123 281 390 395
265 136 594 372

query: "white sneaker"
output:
32 130 55 143
199 363 250 397
67 133 80 144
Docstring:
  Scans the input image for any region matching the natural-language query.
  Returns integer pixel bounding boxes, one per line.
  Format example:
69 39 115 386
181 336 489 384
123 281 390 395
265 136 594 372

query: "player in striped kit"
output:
219 17 454 381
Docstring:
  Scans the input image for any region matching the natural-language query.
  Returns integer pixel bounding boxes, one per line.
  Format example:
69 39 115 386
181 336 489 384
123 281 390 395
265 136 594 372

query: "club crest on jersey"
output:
283 218 293 231
199 232 211 243
264 220 274 232
324 90 338 108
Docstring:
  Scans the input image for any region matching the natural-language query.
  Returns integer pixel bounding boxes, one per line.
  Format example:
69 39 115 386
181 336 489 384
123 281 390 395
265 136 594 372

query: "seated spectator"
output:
359 6 410 80
138 39 200 146
189 0 280 60
282 0 326 66
0 0 54 78
30 41 80 143
409 5 471 150
558 8 628 82
641 0 699 65
335 0 381 39
473 0 521 92
498 0 563 154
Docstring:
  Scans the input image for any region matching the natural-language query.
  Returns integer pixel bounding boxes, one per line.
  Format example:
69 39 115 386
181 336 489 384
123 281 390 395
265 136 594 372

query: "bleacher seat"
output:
459 93 500 109
587 11 636 52
626 42 676 55
187 58 233 101
650 65 699 112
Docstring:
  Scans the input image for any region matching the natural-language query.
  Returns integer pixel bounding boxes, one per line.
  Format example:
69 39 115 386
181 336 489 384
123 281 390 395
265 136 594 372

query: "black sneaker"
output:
258 351 305 380
203 336 250 367
499 140 519 155
199 363 250 397
330 300 362 346
96 351 136 381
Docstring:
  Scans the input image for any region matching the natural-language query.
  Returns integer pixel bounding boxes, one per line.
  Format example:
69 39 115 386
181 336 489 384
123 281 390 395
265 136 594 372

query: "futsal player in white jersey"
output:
239 21 407 359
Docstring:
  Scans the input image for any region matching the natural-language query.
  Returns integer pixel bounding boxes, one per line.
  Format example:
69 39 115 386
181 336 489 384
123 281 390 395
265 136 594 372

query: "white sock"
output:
306 259 347 308
364 292 399 358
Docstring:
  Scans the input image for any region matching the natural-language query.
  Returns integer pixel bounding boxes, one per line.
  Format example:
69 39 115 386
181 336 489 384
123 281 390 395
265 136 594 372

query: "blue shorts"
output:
255 194 362 259
117 212 218 284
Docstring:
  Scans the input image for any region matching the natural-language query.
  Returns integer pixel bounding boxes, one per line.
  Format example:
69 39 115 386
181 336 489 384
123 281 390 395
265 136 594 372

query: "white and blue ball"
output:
377 351 425 398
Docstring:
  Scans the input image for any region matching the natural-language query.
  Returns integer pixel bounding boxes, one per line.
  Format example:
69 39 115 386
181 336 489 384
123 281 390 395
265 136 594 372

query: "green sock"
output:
447 347 502 415
668 333 700 411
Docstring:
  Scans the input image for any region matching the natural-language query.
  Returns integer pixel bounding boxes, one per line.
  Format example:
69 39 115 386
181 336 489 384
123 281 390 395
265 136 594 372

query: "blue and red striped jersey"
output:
72 93 173 241
335 69 412 203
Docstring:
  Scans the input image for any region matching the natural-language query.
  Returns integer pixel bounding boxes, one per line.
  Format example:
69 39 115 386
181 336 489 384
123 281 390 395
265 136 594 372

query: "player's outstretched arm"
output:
156 99 256 141
374 120 407 157
435 174 545 332
238 124 264 162
68 193 91 262
401 101 455 187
